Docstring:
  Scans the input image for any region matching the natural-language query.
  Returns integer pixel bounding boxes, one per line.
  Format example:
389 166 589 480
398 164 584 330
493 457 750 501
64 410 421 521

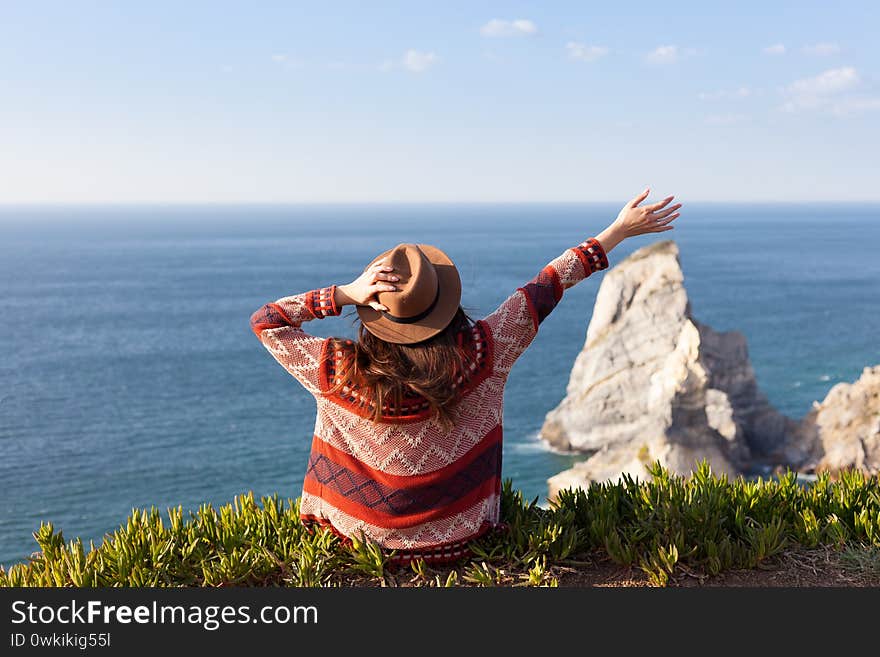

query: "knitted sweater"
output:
250 237 609 562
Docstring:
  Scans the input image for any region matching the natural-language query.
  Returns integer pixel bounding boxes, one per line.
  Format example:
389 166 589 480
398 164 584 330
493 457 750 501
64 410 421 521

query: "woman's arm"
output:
482 188 681 376
250 262 401 393
481 238 609 377
250 287 342 394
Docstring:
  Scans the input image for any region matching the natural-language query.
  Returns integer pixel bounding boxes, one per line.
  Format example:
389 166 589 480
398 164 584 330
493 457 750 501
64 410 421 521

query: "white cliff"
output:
543 240 804 498
794 366 880 475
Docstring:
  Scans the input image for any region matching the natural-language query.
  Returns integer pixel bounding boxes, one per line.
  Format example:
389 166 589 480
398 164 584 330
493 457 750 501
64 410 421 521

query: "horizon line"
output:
2 199 879 207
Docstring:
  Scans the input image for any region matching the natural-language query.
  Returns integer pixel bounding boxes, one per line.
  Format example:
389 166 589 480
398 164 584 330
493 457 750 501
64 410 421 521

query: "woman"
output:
250 188 681 564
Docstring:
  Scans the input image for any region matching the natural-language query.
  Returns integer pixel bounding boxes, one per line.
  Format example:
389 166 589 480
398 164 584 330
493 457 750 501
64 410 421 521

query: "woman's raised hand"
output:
335 261 399 311
614 188 682 237
595 188 683 255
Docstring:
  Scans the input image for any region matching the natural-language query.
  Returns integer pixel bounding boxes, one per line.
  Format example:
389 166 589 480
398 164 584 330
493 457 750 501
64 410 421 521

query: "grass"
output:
2 461 880 587
839 544 880 579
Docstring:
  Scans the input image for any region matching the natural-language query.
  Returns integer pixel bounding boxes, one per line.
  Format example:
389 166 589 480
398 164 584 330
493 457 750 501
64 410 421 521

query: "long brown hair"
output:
327 308 475 429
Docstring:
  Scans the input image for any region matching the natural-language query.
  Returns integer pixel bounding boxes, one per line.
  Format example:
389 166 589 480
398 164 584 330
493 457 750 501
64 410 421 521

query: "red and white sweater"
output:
250 237 609 563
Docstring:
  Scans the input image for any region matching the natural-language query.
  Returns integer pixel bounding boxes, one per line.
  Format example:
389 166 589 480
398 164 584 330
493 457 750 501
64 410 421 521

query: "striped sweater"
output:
250 237 609 562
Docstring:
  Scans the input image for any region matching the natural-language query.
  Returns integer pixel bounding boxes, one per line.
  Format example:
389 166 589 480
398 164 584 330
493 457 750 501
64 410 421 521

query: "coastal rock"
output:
543 240 799 495
794 366 880 475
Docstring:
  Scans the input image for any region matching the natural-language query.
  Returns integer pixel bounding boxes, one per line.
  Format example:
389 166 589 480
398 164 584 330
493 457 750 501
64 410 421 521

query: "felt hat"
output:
356 243 462 344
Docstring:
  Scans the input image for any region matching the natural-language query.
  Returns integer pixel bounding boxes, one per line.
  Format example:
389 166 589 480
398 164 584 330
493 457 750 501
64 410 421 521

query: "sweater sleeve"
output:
249 285 341 394
482 237 609 378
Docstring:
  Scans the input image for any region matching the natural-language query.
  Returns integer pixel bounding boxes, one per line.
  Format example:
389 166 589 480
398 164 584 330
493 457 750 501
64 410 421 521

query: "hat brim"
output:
356 243 462 345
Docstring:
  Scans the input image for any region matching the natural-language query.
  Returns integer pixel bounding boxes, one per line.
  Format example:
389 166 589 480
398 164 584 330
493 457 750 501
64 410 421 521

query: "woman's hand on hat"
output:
335 261 399 311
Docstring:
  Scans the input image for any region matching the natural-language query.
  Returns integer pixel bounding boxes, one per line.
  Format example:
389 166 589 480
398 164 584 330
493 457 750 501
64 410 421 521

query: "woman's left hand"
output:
335 261 399 311
615 188 682 238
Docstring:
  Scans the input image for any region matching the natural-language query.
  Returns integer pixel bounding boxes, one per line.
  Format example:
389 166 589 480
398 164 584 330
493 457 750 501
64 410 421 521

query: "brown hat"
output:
356 243 462 345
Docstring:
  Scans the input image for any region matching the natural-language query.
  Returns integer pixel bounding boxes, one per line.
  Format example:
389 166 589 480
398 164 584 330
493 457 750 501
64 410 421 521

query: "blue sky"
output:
1 1 878 202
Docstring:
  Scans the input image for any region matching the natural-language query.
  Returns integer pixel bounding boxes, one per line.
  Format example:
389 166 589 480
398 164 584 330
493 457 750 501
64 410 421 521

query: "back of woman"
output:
250 189 681 564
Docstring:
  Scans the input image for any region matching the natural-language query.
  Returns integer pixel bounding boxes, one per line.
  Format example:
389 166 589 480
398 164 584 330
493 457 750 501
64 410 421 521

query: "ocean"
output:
1 203 878 567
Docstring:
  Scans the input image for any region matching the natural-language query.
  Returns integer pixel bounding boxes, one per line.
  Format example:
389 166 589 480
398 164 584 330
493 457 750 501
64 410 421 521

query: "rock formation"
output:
543 240 877 498
792 366 880 475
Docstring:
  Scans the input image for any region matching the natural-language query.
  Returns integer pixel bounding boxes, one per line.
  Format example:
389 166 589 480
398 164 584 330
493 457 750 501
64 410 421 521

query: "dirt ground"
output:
377 545 880 587
553 546 880 587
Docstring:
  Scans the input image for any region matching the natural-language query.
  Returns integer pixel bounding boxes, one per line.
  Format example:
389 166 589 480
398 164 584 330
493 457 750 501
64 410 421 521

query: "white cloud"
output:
698 86 752 101
403 49 438 73
779 66 876 115
831 97 880 116
803 42 841 56
704 113 749 125
647 45 678 63
645 45 696 64
785 66 858 97
763 43 786 55
380 50 439 74
480 19 537 38
270 53 303 68
566 42 608 62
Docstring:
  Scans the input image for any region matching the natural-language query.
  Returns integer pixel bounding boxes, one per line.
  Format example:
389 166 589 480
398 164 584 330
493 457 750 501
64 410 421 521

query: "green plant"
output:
463 561 497 587
639 543 679 587
3 462 879 588
348 533 391 582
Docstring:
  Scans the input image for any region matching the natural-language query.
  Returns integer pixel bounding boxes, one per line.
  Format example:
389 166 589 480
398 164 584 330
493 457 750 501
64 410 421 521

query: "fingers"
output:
647 214 679 232
369 261 397 283
648 212 679 233
651 203 682 219
646 195 675 212
368 300 389 312
370 283 398 293
630 187 650 208
652 211 680 226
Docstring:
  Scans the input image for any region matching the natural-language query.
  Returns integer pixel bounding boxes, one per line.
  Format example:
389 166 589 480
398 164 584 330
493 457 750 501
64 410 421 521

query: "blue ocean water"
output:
1 203 878 567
